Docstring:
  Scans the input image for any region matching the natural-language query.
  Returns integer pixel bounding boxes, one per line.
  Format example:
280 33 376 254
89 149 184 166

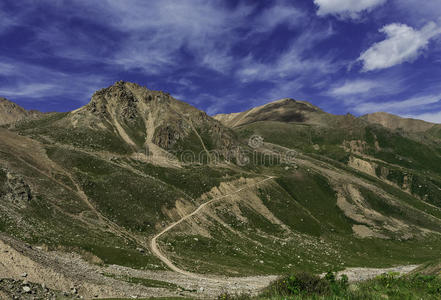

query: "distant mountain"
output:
361 112 438 133
0 97 42 126
214 98 328 127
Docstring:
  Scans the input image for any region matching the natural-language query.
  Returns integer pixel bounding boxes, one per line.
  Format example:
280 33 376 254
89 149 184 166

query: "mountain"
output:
14 81 238 164
1 84 441 298
361 112 437 133
214 98 328 127
0 97 42 126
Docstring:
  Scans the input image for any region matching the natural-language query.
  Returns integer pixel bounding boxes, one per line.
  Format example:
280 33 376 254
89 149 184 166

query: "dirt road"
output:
150 176 275 279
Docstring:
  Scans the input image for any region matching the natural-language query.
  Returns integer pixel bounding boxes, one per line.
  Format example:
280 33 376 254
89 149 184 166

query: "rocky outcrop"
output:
0 278 79 300
87 81 139 120
0 169 32 208
0 98 42 126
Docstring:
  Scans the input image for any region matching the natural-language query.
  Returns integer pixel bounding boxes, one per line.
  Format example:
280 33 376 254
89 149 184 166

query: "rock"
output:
199 287 204 292
20 273 27 278
2 170 33 208
22 286 31 293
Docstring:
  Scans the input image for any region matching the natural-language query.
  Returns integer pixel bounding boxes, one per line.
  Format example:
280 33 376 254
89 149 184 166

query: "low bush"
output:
261 271 348 297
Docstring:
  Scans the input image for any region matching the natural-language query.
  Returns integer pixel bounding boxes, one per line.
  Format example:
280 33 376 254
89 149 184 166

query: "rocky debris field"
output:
0 278 80 300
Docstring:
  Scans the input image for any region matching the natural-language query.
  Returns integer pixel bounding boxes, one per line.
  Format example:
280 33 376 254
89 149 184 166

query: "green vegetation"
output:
158 165 441 276
3 91 441 290
128 159 244 199
14 112 133 154
359 187 441 233
219 272 441 300
46 146 189 233
275 173 354 234
365 126 441 176
235 121 357 163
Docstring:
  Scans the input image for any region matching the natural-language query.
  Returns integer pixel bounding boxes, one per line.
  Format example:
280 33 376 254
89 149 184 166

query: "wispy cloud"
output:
1 0 440 121
0 60 108 102
353 93 441 115
0 6 16 33
67 0 255 74
314 0 387 19
253 1 305 31
236 24 337 83
329 79 381 96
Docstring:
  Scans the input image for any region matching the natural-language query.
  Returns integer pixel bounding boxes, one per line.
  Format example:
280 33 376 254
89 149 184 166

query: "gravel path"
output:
150 176 274 280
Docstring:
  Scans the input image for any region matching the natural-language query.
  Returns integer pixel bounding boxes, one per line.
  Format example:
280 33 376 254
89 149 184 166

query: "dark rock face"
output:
87 81 138 120
0 169 32 208
153 125 181 149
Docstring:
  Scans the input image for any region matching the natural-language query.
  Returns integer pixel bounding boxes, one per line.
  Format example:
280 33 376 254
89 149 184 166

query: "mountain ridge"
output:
2 84 439 132
0 97 43 126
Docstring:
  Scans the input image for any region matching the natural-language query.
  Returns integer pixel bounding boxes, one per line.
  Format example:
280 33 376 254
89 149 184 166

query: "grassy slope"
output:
157 167 441 276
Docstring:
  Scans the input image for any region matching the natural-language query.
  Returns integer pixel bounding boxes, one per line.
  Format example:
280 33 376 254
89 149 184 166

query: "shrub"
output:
263 272 332 296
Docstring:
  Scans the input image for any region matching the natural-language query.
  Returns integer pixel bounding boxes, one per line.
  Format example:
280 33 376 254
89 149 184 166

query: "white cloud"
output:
0 84 57 98
353 93 441 115
59 0 307 75
329 80 380 96
254 2 304 31
236 25 337 83
0 61 107 101
61 0 257 74
359 22 441 72
314 0 386 18
405 111 441 123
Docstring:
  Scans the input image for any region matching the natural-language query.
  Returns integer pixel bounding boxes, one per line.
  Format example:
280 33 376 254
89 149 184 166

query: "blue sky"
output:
1 0 441 122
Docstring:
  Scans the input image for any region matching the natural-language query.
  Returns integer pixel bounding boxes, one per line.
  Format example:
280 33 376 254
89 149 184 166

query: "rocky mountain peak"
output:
86 81 175 119
0 97 42 126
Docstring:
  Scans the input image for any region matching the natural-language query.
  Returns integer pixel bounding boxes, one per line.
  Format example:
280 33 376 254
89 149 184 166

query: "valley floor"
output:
0 232 422 299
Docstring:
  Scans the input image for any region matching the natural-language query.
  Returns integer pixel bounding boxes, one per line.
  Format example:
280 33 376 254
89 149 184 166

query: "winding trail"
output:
150 176 274 279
